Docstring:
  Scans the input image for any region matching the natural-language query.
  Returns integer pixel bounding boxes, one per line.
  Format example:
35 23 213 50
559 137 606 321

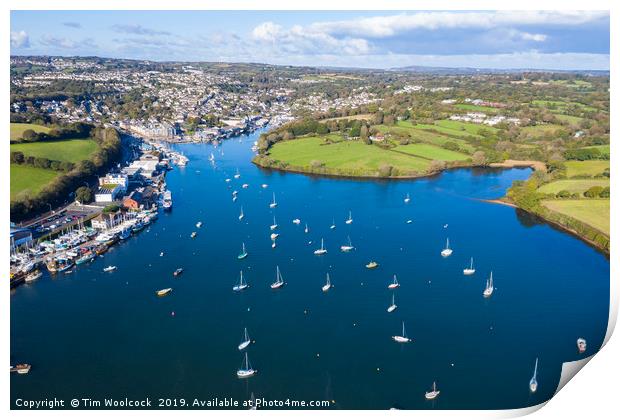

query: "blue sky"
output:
10 10 610 70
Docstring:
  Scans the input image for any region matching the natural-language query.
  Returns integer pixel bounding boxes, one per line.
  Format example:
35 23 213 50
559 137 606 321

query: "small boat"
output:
261 184 268 188
270 233 279 240
304 223 309 234
483 271 494 298
25 270 43 283
233 195 238 202
225 178 231 183
196 221 203 228
387 293 397 312
270 216 278 231
269 192 277 208
388 275 400 289
425 382 440 400
404 193 411 203
577 338 587 353
406 220 413 224
441 238 453 257
330 219 336 230
160 251 165 257
271 240 277 249
314 238 327 255
173 268 184 277
238 327 252 351
76 251 96 265
191 232 197 238
242 184 249 189
270 266 285 289
131 221 145 233
345 210 353 225
238 242 248 259
237 353 256 378
10 364 31 374
119 228 131 240
292 218 301 225
209 152 215 162
392 321 412 343
322 273 332 292
156 288 173 297
103 265 117 272
443 224 448 229
340 236 354 252
463 257 475 275
529 358 538 393
239 207 244 221
233 271 249 292
366 261 378 269
234 169 241 179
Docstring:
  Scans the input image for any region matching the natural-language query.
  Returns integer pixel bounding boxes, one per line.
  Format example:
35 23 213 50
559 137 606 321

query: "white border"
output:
3 1 616 419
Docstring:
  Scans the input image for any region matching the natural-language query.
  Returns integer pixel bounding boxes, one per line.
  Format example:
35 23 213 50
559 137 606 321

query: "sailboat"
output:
404 193 411 203
249 392 258 410
304 223 309 234
529 358 538 393
314 238 327 255
238 207 244 221
440 238 453 257
238 327 252 351
271 239 277 249
388 274 400 289
392 321 412 343
322 273 332 292
483 271 494 298
425 382 440 400
270 216 278 231
340 236 354 252
577 338 587 353
234 169 241 179
270 232 279 240
270 266 285 289
463 257 475 275
330 218 336 230
233 270 249 292
387 293 397 312
345 211 353 224
209 152 215 162
269 192 277 208
238 242 248 259
236 353 256 378
196 221 202 228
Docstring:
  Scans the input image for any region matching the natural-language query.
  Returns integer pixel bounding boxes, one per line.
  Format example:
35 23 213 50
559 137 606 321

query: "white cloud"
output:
520 32 547 42
11 31 30 48
251 21 283 42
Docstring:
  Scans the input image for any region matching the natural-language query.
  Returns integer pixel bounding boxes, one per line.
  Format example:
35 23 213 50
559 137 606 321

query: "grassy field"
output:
531 100 597 113
10 164 60 200
553 114 584 125
521 124 565 136
322 114 373 122
580 144 610 154
542 199 609 235
10 138 98 163
10 123 51 140
454 104 499 113
267 137 431 173
537 179 610 194
373 121 476 152
564 160 610 177
394 143 470 161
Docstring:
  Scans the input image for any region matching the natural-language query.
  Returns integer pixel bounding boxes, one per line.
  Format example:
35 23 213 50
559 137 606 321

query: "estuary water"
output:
10 129 610 409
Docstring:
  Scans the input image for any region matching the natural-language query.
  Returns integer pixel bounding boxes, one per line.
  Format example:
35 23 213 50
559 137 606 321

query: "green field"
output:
10 123 51 140
372 121 475 152
538 179 609 194
10 164 60 200
542 199 609 235
10 138 98 163
580 144 610 154
454 104 498 113
531 100 597 113
394 143 470 161
553 114 584 125
521 124 565 136
267 137 431 174
564 160 610 177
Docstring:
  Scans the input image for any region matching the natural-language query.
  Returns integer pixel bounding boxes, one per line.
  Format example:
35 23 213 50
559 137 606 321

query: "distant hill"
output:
390 65 609 76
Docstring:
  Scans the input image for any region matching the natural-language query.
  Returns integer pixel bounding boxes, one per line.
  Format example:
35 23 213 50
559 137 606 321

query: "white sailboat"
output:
238 242 248 259
425 382 440 400
209 152 215 162
269 192 277 208
577 338 587 353
463 257 475 275
330 218 336 230
196 221 203 228
387 293 397 312
340 236 354 252
234 169 241 179
388 274 400 289
392 321 412 343
322 273 332 292
483 271 494 298
238 206 244 221
314 238 327 255
292 218 301 225
270 216 278 231
345 211 353 225
238 327 252 351
404 193 411 203
233 270 249 292
270 232 279 240
304 223 309 234
236 353 256 378
270 266 285 289
529 358 538 393
441 238 453 257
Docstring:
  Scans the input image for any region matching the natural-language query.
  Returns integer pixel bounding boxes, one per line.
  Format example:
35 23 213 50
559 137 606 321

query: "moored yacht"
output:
269 192 277 208
238 327 252 351
270 216 278 231
441 238 453 257
387 293 397 313
314 238 327 255
577 338 587 353
322 273 332 292
239 207 244 221
392 321 412 343
463 257 475 275
238 242 248 259
425 382 440 400
388 275 400 289
529 358 538 393
236 353 256 378
156 288 173 297
483 271 494 298
345 211 353 225
404 193 411 203
366 261 378 269
233 271 249 292
270 266 285 289
340 236 354 252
